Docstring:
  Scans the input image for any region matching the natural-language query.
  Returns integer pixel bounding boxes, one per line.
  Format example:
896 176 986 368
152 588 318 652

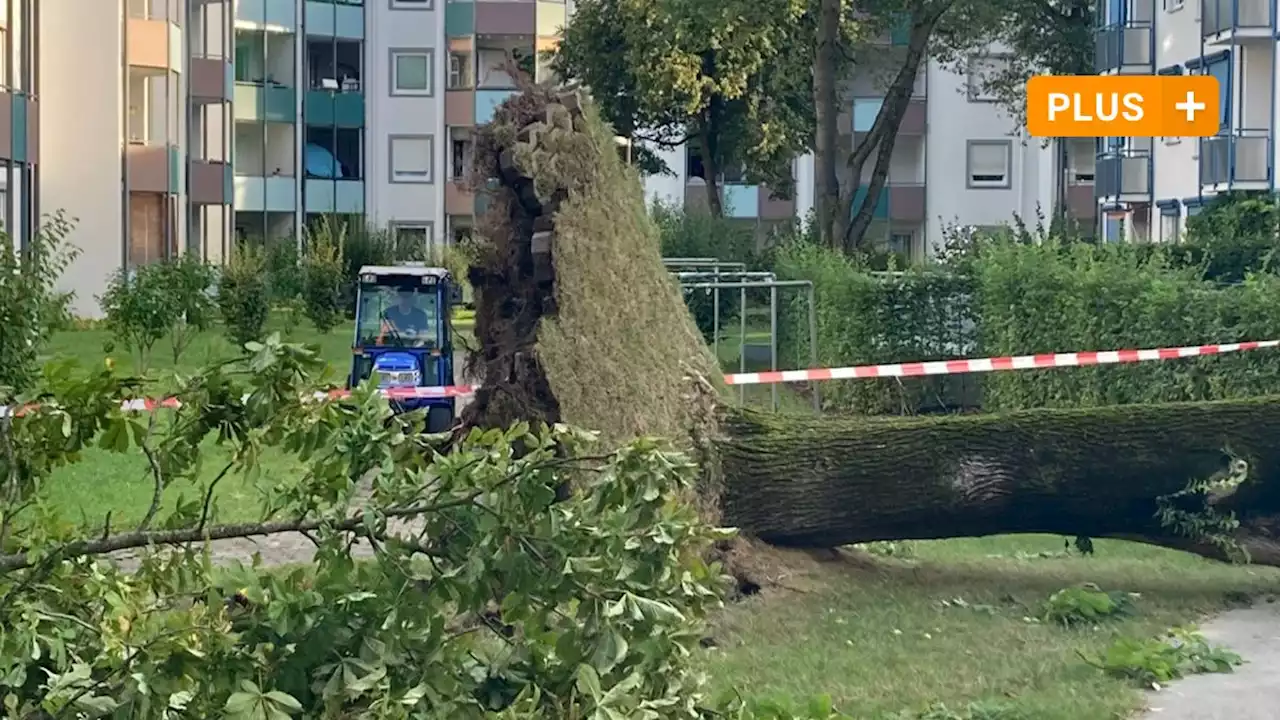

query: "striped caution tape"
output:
0 385 477 418
722 340 1280 386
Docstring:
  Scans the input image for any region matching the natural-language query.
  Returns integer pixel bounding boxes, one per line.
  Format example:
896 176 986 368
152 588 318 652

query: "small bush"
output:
1040 585 1134 627
299 218 347 333
217 243 271 348
261 236 302 304
159 255 216 364
98 263 179 371
0 211 79 392
1082 625 1242 687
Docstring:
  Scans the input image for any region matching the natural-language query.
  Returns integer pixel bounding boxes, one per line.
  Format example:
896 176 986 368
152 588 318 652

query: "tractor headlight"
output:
378 369 421 388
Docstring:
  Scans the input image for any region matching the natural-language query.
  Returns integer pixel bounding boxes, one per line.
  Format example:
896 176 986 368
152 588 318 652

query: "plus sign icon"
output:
1025 75 1220 138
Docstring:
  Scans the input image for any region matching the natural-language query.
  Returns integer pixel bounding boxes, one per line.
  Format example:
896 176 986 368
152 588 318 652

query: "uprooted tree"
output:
458 86 1280 570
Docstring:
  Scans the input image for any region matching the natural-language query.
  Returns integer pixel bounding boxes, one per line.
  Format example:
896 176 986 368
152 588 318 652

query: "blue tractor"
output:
349 263 462 433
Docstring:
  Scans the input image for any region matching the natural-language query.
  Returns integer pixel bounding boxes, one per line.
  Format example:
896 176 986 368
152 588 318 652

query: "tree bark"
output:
842 7 943 252
716 397 1280 566
813 0 841 248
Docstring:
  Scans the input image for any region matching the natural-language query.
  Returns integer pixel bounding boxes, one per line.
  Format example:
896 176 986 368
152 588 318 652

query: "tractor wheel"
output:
426 405 454 434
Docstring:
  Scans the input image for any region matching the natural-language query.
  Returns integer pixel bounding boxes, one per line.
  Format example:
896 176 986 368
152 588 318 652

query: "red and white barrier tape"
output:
1 385 477 418
722 339 1280 386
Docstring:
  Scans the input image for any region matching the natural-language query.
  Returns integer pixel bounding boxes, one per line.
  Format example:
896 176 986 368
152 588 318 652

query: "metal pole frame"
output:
677 279 820 413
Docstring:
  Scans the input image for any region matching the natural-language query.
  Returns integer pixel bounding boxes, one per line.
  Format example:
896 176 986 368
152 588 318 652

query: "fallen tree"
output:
458 87 1280 571
718 399 1280 565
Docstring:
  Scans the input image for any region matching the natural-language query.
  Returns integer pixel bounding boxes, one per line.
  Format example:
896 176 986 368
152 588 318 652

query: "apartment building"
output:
441 0 566 245
1095 0 1273 244
0 0 39 248
647 44 1097 258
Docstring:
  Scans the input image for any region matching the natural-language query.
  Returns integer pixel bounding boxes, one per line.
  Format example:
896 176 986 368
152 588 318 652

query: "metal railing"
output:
1202 0 1272 36
1199 130 1272 186
1095 22 1153 72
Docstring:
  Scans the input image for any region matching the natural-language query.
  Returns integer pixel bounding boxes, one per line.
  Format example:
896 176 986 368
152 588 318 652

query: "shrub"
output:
261 235 302 303
339 222 427 313
1176 192 1280 283
299 218 347 333
0 211 79 392
98 263 178 371
217 243 271 348
159 255 216 364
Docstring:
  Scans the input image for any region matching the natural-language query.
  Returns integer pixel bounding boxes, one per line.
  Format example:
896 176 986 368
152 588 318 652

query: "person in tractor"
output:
380 289 433 342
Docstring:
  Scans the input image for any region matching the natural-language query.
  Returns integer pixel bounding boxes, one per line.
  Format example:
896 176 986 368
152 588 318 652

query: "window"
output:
966 55 1009 102
391 49 433 96
391 223 433 254
1159 211 1179 242
450 136 470 178
391 0 433 8
1203 56 1230 129
448 53 471 89
389 135 434 183
888 232 913 257
965 141 1011 188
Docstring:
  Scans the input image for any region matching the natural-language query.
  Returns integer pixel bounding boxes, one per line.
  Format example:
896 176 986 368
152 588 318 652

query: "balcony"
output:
190 160 233 204
302 0 364 39
190 57 233 103
1095 23 1152 74
127 143 182 195
850 185 889 219
475 89 518 124
304 90 364 127
900 99 926 135
475 2 536 34
1199 130 1272 189
0 91 37 164
128 18 181 71
304 179 364 213
234 83 296 123
235 0 297 32
445 181 475 215
887 184 925 222
1096 152 1150 200
445 0 474 35
235 175 296 212
1202 0 1272 44
1065 184 1097 220
759 186 795 220
536 1 566 36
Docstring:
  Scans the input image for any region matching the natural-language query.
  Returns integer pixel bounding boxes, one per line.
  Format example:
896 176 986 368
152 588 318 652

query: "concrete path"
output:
1138 602 1280 719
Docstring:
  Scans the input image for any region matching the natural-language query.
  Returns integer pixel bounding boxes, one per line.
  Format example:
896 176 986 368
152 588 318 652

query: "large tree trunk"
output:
716 397 1280 566
813 0 841 248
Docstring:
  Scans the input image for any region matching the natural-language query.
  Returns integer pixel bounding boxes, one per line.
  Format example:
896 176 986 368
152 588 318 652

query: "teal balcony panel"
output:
723 184 760 218
475 89 517 124
235 0 297 31
305 0 365 38
168 145 182 194
446 1 475 36
235 176 297 212
234 83 296 123
305 90 365 127
306 179 365 213
851 185 889 219
9 92 28 163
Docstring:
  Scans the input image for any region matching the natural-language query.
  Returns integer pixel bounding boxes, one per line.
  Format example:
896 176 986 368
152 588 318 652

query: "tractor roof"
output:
359 264 451 279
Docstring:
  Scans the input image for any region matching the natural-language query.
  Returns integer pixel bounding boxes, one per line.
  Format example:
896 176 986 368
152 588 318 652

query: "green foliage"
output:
1176 192 1280 283
99 263 182 371
337 221 427 314
1081 626 1242 687
299 219 348 334
159 254 217 364
773 238 976 414
1154 457 1251 562
0 337 745 717
261 236 303 304
553 0 814 197
1040 585 1134 627
0 211 79 393
218 242 272 348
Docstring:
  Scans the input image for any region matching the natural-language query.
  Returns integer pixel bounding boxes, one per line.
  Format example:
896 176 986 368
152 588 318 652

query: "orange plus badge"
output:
1026 75 1220 138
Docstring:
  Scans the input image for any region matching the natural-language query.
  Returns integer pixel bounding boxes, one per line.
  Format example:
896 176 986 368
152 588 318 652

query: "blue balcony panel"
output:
235 176 296 212
723 184 760 218
475 89 518 124
235 0 297 31
306 179 365 213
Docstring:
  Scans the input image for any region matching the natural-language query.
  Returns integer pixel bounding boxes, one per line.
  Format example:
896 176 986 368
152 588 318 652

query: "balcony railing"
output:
1199 130 1272 186
1095 23 1152 73
1202 0 1272 37
1096 151 1150 198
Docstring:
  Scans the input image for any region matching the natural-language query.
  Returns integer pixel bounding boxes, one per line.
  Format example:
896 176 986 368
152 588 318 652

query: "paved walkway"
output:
1138 602 1280 719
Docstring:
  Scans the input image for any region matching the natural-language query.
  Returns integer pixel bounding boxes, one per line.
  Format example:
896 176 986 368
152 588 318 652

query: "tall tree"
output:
553 0 814 216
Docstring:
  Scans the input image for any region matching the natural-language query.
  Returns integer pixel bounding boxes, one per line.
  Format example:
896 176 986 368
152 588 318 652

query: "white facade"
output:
364 0 444 248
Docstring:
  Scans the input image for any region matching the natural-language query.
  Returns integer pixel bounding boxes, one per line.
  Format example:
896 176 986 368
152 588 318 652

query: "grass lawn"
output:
706 537 1280 718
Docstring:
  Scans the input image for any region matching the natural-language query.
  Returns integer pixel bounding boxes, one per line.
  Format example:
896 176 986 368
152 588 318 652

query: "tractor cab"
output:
349 263 460 432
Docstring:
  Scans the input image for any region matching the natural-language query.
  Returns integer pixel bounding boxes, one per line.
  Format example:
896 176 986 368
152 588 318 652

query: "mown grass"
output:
705 538 1280 719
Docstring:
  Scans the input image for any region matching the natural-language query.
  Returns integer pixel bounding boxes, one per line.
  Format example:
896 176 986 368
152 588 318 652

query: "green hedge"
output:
777 237 1280 415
